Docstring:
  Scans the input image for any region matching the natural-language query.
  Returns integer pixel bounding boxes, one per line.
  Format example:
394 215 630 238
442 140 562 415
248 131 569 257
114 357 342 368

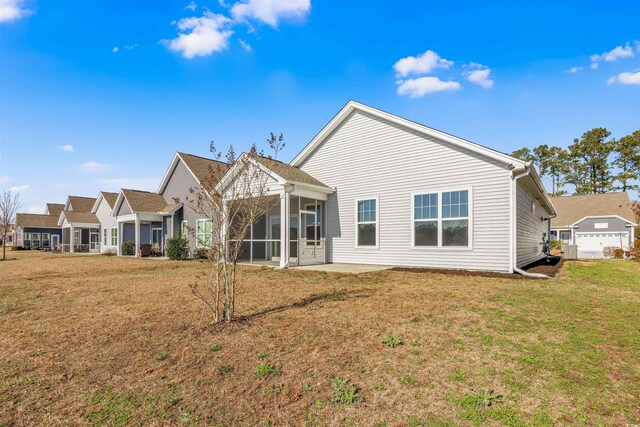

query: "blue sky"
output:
1 0 639 212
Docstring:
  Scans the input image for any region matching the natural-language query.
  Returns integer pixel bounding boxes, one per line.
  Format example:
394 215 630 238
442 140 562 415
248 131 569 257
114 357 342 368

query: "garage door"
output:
576 232 630 259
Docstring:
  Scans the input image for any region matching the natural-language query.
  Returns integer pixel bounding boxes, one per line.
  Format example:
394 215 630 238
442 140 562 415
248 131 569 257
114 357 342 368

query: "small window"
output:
24 233 31 248
181 220 188 238
103 228 108 244
42 233 50 247
111 228 118 247
356 198 378 247
196 219 212 248
32 233 41 248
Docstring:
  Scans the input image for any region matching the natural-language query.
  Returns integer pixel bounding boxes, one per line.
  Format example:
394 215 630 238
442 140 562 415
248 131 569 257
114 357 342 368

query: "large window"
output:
356 198 378 247
32 233 41 248
24 232 31 248
196 219 212 248
111 228 118 247
412 189 470 248
42 233 50 247
442 190 469 246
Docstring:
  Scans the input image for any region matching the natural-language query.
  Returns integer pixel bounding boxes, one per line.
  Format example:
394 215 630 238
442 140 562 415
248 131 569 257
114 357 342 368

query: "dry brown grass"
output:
1 250 639 426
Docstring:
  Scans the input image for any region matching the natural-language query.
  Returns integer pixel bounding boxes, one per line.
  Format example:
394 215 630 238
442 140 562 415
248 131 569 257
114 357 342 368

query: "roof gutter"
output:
511 165 552 279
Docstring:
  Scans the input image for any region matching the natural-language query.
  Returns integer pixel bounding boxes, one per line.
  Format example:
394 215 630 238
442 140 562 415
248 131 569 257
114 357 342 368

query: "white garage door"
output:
576 232 629 258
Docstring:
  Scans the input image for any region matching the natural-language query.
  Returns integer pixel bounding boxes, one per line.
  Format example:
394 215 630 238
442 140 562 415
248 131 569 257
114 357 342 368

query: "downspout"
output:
511 165 550 279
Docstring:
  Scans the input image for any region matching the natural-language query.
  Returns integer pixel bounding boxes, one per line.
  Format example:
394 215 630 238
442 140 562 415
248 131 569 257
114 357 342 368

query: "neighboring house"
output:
112 189 182 256
14 213 63 250
218 101 555 273
58 196 99 253
550 192 637 258
157 152 231 250
90 191 119 253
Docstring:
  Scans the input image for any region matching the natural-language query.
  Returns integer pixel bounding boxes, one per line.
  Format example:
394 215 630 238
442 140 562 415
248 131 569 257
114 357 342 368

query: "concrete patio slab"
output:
293 263 392 274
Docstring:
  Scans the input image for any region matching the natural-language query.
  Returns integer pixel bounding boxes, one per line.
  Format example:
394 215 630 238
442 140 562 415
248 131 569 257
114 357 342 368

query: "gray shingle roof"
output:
122 189 172 213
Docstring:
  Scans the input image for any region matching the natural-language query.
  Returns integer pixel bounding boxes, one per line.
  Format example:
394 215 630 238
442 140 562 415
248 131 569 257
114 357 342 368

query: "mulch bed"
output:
392 256 564 280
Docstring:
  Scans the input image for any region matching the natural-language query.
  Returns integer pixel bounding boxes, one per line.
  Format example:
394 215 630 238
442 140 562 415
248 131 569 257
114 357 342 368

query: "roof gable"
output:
157 152 231 194
91 191 119 213
45 203 64 217
66 196 97 213
291 101 526 168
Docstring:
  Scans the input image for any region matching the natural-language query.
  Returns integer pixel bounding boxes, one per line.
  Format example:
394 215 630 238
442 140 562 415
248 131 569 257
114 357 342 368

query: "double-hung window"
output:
412 189 470 248
111 228 118 247
42 233 50 247
356 198 378 247
413 193 438 246
196 219 212 248
103 228 108 245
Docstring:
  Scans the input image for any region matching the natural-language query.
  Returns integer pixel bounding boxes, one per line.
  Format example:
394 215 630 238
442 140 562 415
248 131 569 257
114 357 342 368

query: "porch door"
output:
51 235 59 249
152 228 163 252
90 231 100 252
299 210 317 266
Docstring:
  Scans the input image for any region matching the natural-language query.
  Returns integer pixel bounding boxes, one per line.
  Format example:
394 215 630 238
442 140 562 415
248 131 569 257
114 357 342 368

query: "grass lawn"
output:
1 251 639 426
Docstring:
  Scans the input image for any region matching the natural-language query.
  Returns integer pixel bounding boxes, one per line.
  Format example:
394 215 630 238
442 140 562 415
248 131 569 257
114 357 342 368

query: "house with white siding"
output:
90 191 119 253
218 101 556 273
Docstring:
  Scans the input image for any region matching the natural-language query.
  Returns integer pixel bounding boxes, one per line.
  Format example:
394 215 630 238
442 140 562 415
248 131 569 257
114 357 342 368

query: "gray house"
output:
156 152 231 250
217 101 555 273
58 196 100 253
550 192 637 258
14 212 63 250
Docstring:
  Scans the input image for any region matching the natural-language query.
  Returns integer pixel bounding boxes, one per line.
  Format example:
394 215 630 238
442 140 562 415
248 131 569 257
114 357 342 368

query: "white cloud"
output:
239 39 253 51
0 176 10 184
396 77 461 98
231 0 311 27
28 204 43 213
79 161 109 173
464 64 494 88
185 1 197 11
607 70 640 85
590 42 636 67
393 50 453 78
99 177 159 192
112 47 119 53
164 11 233 58
0 0 31 23
60 144 74 152
8 184 29 192
566 66 583 73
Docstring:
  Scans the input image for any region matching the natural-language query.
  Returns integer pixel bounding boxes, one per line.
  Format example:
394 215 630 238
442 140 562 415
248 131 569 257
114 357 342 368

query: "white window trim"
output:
111 227 118 247
354 196 379 249
196 219 212 249
410 187 473 250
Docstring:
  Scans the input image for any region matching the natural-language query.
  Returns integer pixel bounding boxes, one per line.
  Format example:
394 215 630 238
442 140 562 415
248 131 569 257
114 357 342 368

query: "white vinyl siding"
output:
298 109 513 272
515 184 548 267
94 195 118 252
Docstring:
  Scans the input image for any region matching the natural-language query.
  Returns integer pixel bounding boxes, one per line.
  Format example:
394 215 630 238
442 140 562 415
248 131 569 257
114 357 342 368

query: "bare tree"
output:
0 190 23 261
186 143 279 324
267 132 285 160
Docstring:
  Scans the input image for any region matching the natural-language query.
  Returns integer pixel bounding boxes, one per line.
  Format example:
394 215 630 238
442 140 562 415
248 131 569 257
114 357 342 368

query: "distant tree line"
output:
511 128 640 196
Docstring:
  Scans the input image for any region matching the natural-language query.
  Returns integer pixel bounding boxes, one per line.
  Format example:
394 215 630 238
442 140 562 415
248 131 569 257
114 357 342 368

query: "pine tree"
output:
533 145 570 196
567 128 614 194
613 130 640 192
510 147 535 163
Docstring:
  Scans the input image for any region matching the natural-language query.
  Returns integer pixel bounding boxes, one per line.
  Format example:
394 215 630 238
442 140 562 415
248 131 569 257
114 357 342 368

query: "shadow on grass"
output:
233 289 371 324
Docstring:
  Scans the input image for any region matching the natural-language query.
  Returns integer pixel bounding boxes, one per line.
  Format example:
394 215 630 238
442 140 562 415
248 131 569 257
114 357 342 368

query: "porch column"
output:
117 221 122 256
70 225 75 253
279 191 290 268
134 214 140 257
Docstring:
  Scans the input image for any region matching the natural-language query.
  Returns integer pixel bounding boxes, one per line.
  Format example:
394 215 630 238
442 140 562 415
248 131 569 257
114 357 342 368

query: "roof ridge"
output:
178 151 229 164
